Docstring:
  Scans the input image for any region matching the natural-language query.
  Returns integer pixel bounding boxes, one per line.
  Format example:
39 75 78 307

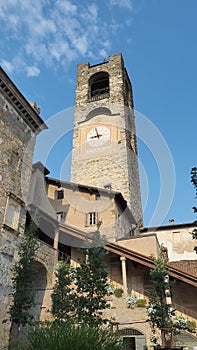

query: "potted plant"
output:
187 320 196 332
114 288 123 298
136 298 147 307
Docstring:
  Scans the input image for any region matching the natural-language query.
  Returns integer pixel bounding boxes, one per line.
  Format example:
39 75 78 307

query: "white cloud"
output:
72 35 88 56
0 0 134 76
26 66 40 77
99 49 108 61
110 0 133 10
56 0 78 15
0 60 14 73
88 4 98 21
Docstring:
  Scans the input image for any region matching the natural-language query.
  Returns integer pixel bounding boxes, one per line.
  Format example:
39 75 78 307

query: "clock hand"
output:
95 128 102 138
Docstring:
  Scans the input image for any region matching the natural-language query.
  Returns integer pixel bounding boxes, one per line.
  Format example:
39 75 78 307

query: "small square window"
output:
95 194 101 201
56 190 64 200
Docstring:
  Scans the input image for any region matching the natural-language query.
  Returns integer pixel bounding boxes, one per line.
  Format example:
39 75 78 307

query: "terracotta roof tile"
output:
168 260 197 278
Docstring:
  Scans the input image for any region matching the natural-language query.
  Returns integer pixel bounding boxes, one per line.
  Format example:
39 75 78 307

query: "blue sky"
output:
0 0 196 227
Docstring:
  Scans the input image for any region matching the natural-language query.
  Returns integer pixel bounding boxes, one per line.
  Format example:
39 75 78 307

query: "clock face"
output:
87 126 110 147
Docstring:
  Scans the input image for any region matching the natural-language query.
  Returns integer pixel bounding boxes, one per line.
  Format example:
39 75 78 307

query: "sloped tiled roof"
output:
58 223 197 288
168 260 197 278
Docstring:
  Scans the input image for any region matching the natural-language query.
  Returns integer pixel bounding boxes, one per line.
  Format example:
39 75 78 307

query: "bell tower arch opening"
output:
89 71 110 100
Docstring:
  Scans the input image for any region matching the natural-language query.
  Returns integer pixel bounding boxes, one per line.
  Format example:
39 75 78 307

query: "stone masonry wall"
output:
0 93 36 349
71 53 143 228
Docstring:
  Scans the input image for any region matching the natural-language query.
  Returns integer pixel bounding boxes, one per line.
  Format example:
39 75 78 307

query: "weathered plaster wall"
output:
47 181 134 242
155 227 197 261
117 234 159 258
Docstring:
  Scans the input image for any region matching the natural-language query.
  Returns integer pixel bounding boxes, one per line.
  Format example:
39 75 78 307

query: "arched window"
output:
89 72 109 100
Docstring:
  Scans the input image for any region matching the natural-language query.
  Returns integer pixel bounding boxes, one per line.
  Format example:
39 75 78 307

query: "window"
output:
85 212 98 226
89 72 109 100
56 212 64 223
89 212 96 225
5 198 20 230
56 190 64 200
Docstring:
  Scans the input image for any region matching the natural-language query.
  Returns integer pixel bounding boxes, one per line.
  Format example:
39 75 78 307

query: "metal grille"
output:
119 328 144 336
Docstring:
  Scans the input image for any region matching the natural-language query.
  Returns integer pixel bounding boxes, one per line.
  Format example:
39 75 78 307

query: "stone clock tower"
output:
71 53 143 227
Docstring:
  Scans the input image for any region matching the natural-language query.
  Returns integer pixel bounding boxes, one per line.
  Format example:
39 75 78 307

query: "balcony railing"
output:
89 87 110 102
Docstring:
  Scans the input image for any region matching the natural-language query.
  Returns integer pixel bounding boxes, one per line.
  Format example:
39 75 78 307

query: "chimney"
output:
104 183 112 191
31 101 41 114
169 218 174 225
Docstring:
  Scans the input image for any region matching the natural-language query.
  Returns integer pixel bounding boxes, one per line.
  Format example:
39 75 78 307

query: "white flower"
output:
173 317 187 329
146 304 156 315
106 284 115 295
126 295 137 308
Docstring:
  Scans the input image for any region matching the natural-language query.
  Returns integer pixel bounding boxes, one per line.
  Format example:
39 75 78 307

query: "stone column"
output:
120 256 128 294
53 228 59 268
53 229 59 250
52 228 59 286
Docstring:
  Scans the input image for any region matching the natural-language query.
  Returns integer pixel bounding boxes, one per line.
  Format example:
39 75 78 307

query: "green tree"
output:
191 167 197 250
51 224 110 325
74 225 110 325
51 260 76 322
146 248 175 343
9 215 39 329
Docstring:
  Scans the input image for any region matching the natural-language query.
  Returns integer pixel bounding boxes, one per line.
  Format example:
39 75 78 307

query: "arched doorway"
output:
9 260 48 347
31 261 48 322
119 328 146 350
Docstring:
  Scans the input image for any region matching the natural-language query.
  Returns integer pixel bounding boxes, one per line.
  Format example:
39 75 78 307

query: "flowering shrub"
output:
106 285 116 296
173 317 187 329
146 303 157 316
126 295 137 308
173 317 196 332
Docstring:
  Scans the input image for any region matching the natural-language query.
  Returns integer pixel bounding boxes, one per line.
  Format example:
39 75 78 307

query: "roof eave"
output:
0 66 47 134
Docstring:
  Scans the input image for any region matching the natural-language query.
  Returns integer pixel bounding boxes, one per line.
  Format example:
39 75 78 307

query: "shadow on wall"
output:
9 261 48 347
31 261 48 321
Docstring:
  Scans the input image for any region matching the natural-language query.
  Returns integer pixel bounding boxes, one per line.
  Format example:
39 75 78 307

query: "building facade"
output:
0 55 197 350
0 67 47 348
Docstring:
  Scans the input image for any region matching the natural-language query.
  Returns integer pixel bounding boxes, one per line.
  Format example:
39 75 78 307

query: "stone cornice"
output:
6 191 25 205
0 66 47 134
